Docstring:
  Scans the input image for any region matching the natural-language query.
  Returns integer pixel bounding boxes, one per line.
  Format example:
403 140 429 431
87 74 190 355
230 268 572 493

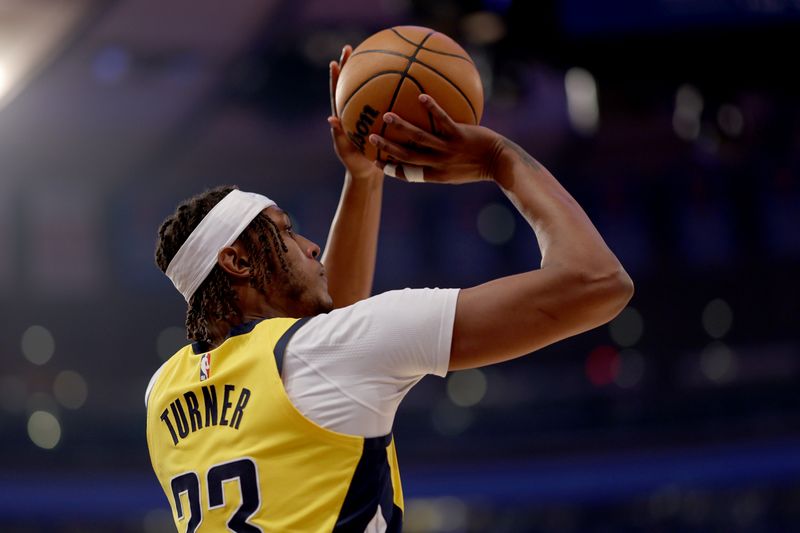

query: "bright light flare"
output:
565 67 599 135
0 62 8 98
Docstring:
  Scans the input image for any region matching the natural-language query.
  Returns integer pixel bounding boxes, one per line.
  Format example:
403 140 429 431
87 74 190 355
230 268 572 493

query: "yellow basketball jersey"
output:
146 317 404 532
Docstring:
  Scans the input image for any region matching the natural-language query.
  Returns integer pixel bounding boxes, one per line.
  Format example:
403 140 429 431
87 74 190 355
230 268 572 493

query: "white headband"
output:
166 189 276 302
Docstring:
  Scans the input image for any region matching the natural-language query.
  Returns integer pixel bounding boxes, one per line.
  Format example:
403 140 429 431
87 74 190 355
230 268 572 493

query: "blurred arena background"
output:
1 0 799 531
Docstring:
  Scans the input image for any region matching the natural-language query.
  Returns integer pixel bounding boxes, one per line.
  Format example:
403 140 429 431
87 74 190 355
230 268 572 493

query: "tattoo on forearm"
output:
503 138 542 171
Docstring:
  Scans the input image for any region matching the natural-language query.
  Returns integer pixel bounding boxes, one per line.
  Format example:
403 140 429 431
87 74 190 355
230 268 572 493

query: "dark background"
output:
0 0 798 531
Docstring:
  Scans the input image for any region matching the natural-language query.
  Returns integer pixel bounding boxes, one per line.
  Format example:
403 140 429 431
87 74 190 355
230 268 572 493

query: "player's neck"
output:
205 310 277 350
202 287 289 349
235 283 291 319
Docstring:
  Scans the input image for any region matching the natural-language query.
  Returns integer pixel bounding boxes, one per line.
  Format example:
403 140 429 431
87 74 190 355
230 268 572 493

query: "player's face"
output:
263 206 333 317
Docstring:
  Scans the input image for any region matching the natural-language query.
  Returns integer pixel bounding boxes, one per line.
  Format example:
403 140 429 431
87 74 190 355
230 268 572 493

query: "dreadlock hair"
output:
155 185 290 345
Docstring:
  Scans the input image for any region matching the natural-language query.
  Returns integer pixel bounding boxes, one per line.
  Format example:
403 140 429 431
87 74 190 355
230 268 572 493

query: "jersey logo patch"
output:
199 353 211 381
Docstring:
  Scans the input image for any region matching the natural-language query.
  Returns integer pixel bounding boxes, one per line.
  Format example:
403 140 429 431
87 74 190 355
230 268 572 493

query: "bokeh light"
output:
53 370 88 409
476 202 515 245
405 497 468 532
565 67 599 135
142 508 174 533
700 341 738 383
27 410 61 450
608 306 644 347
21 325 55 365
446 368 487 407
717 104 744 137
0 62 8 96
673 84 703 141
614 349 645 388
405 498 445 533
585 346 620 386
460 11 506 45
701 298 733 339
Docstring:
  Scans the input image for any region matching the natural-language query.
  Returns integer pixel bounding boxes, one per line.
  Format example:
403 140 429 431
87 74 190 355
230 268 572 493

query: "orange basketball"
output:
335 26 484 162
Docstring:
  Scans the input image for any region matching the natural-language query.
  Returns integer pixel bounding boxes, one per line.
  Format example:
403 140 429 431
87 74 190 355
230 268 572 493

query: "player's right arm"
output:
447 138 633 369
369 95 634 370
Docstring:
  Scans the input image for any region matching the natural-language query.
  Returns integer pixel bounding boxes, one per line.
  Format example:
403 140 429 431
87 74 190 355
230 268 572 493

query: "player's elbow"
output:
579 264 634 322
607 267 635 313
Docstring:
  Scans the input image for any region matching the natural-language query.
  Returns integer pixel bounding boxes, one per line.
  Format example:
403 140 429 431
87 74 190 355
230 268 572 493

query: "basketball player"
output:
145 46 633 532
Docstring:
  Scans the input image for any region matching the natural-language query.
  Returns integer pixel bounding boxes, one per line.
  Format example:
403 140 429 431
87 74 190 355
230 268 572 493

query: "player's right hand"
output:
368 94 505 185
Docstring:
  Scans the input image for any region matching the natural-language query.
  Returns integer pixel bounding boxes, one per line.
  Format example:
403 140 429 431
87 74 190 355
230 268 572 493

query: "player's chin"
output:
318 292 335 314
317 276 333 312
294 291 332 318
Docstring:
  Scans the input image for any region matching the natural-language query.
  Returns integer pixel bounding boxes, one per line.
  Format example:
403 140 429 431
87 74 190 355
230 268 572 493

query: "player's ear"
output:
218 242 251 279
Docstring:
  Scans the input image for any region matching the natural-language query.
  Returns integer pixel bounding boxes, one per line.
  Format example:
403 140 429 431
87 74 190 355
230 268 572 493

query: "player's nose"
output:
301 235 320 259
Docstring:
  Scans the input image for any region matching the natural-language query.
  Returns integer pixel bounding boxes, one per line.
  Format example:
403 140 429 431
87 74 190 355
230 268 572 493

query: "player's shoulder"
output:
326 287 451 316
305 288 416 325
290 289 405 344
293 288 457 345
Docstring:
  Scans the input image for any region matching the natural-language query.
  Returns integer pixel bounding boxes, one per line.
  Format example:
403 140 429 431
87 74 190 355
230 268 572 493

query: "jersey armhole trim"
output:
274 316 311 377
144 360 169 408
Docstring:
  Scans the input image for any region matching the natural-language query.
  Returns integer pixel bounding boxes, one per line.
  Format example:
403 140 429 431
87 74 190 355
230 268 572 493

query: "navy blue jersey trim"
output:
333 434 402 532
191 340 208 354
273 317 311 377
191 319 265 355
364 433 392 449
228 319 263 338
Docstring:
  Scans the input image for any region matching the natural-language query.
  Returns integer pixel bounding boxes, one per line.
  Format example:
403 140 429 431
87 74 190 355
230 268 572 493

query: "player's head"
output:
155 186 332 343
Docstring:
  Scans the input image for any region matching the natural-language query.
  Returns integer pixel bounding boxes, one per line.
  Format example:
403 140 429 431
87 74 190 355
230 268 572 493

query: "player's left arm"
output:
321 45 385 308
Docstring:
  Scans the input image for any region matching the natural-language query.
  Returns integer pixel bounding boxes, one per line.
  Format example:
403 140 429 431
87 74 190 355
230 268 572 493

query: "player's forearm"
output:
492 138 633 304
321 169 384 308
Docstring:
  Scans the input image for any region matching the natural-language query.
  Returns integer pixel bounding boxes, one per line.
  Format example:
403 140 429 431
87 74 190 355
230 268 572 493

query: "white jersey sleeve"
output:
282 288 459 438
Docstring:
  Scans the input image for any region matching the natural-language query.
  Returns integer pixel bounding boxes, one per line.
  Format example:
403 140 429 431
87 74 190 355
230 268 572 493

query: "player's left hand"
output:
329 45 383 180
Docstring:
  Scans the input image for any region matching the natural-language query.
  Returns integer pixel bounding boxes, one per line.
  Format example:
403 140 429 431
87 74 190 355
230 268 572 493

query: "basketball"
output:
335 26 484 162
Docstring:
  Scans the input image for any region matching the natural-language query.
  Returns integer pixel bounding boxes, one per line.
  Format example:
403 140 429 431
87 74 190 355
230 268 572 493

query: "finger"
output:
329 61 340 116
383 112 447 151
331 46 353 117
328 117 350 149
419 94 457 137
327 116 341 134
369 134 438 167
328 116 349 143
340 44 353 67
369 134 413 163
